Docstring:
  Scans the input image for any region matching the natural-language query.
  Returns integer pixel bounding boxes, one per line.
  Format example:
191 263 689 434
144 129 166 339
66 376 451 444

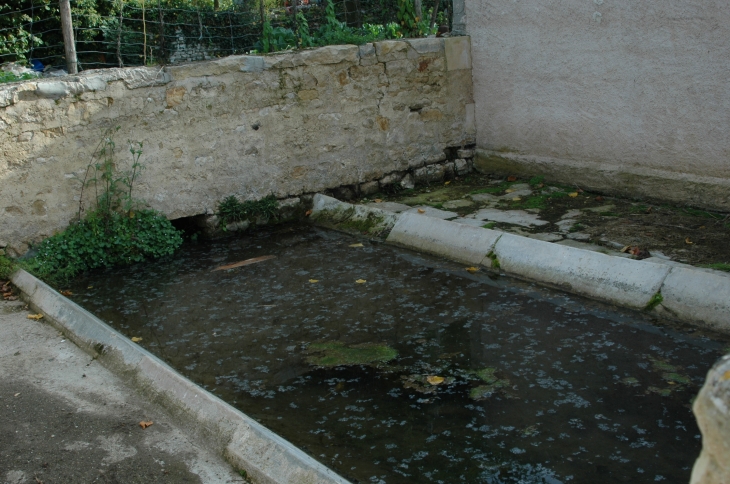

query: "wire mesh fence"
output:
1 0 453 74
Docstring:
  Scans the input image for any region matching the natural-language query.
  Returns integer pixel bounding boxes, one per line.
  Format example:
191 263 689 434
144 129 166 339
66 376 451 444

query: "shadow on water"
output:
69 225 729 484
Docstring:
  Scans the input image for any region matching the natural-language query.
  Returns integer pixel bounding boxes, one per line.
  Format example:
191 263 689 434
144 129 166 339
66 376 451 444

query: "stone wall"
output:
464 1 730 211
0 38 475 256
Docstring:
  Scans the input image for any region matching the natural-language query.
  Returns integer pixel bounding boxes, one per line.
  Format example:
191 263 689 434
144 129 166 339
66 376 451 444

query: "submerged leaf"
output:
309 279 319 283
305 341 397 368
213 255 276 271
131 336 143 342
355 279 367 284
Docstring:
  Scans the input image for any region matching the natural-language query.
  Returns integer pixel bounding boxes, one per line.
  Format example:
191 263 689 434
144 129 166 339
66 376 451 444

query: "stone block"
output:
360 180 379 195
300 45 359 65
387 211 501 265
457 149 474 159
405 38 444 55
379 172 403 186
375 41 409 63
492 234 671 309
358 44 378 67
400 173 415 189
443 161 455 178
445 36 471 71
659 267 730 332
414 164 445 184
454 158 470 175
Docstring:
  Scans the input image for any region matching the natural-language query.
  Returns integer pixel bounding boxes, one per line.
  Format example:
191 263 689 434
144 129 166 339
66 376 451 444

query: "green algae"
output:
468 367 511 400
305 342 397 368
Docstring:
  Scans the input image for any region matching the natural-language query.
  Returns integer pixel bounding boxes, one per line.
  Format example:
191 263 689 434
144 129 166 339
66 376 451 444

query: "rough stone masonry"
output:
0 38 475 256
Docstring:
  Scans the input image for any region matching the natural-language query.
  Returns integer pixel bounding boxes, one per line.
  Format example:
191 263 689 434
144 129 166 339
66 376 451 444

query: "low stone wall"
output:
0 38 475 256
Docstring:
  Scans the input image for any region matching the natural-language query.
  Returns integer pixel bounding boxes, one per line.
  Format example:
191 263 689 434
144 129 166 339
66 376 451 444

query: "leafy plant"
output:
23 128 182 284
217 194 279 228
0 255 17 280
0 70 39 84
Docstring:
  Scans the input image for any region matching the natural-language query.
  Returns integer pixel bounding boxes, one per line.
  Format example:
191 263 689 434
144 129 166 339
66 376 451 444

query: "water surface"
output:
69 226 727 483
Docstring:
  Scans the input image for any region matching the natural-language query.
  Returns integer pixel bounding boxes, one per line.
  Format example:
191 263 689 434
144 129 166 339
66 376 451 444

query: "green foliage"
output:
0 70 38 84
528 175 544 186
645 292 664 311
262 18 273 53
0 255 17 280
217 194 279 228
305 341 398 367
23 128 182 284
395 0 433 37
700 263 730 272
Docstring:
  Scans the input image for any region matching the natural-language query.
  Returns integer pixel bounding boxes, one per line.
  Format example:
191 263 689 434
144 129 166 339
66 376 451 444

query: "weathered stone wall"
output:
0 38 475 256
464 1 730 211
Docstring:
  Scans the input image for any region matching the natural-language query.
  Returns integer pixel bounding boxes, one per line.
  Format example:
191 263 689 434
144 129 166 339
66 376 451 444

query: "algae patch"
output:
468 367 512 400
305 341 397 367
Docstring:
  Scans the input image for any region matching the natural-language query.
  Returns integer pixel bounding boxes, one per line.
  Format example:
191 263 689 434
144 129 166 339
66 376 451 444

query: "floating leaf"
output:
59 290 73 296
349 243 364 248
444 181 451 185
507 176 518 182
355 279 367 284
131 337 143 342
685 237 693 245
27 314 43 320
213 255 275 271
568 192 578 198
305 209 313 217
465 267 479 273
139 421 153 429
87 286 93 289
426 375 445 385
309 279 319 283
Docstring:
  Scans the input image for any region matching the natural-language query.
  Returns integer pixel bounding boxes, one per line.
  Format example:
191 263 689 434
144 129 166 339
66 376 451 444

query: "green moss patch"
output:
305 341 397 367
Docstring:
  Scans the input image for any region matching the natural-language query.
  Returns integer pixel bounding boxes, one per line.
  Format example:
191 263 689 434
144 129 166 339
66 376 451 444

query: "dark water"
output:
69 225 728 484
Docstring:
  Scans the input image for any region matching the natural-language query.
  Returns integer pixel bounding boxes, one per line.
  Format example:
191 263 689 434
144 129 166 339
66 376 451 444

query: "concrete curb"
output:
10 269 351 484
310 194 730 332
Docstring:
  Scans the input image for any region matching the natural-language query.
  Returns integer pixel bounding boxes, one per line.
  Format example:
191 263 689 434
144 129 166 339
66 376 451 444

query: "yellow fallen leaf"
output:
27 314 43 320
685 237 693 245
355 279 367 284
512 197 521 201
426 375 445 385
444 181 451 185
505 188 515 193
418 209 426 213
723 370 730 381
131 336 143 342
87 286 93 289
139 421 153 429
309 279 319 283
568 192 578 198
465 267 479 273
349 243 364 248
374 199 383 203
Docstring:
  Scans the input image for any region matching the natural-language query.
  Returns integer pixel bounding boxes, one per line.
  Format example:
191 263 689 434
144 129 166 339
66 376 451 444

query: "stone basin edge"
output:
9 268 352 484
311 194 730 334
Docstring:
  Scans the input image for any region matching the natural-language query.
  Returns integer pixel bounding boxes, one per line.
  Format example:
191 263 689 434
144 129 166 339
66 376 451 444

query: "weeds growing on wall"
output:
22 127 182 284
0 256 16 280
217 194 279 229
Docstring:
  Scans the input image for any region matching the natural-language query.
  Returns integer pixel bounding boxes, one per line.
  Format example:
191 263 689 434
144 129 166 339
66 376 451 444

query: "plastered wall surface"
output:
465 0 730 209
0 38 475 256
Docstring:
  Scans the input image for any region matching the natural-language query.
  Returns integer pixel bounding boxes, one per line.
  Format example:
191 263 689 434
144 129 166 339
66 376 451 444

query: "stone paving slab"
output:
404 206 459 219
467 208 549 227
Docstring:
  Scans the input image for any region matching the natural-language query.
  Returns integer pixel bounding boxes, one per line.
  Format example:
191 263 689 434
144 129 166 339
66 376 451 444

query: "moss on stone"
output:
305 341 398 367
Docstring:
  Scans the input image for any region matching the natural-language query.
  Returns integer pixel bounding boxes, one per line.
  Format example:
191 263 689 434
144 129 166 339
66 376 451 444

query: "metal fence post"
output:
59 0 78 73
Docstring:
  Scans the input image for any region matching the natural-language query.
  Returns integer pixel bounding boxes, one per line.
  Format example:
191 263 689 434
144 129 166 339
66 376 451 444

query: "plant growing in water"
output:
23 128 182 284
217 194 280 229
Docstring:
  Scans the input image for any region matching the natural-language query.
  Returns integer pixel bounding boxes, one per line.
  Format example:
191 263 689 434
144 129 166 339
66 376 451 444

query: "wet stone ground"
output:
67 226 729 484
354 173 730 271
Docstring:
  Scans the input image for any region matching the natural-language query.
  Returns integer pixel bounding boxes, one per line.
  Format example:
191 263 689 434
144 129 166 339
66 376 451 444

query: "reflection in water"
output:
70 226 727 483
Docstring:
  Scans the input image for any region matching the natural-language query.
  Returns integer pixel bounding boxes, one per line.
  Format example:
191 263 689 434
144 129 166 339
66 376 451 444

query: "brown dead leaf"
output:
59 290 73 296
417 209 426 213
595 196 604 202
536 183 544 188
444 181 451 185
27 314 43 320
131 337 143 342
465 267 479 273
304 209 313 217
621 246 630 253
426 375 445 385
213 255 276 271
139 421 153 429
685 237 693 245
3 295 18 301
568 192 578 198
576 188 584 193
645 206 653 214
374 199 383 203
507 176 518 182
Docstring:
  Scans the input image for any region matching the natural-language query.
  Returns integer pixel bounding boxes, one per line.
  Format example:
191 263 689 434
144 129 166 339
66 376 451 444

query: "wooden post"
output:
58 0 78 73
414 0 422 23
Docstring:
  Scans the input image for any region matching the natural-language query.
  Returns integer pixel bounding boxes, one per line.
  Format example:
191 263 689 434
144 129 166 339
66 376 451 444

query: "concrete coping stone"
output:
311 194 400 236
307 200 728 331
10 268 351 484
